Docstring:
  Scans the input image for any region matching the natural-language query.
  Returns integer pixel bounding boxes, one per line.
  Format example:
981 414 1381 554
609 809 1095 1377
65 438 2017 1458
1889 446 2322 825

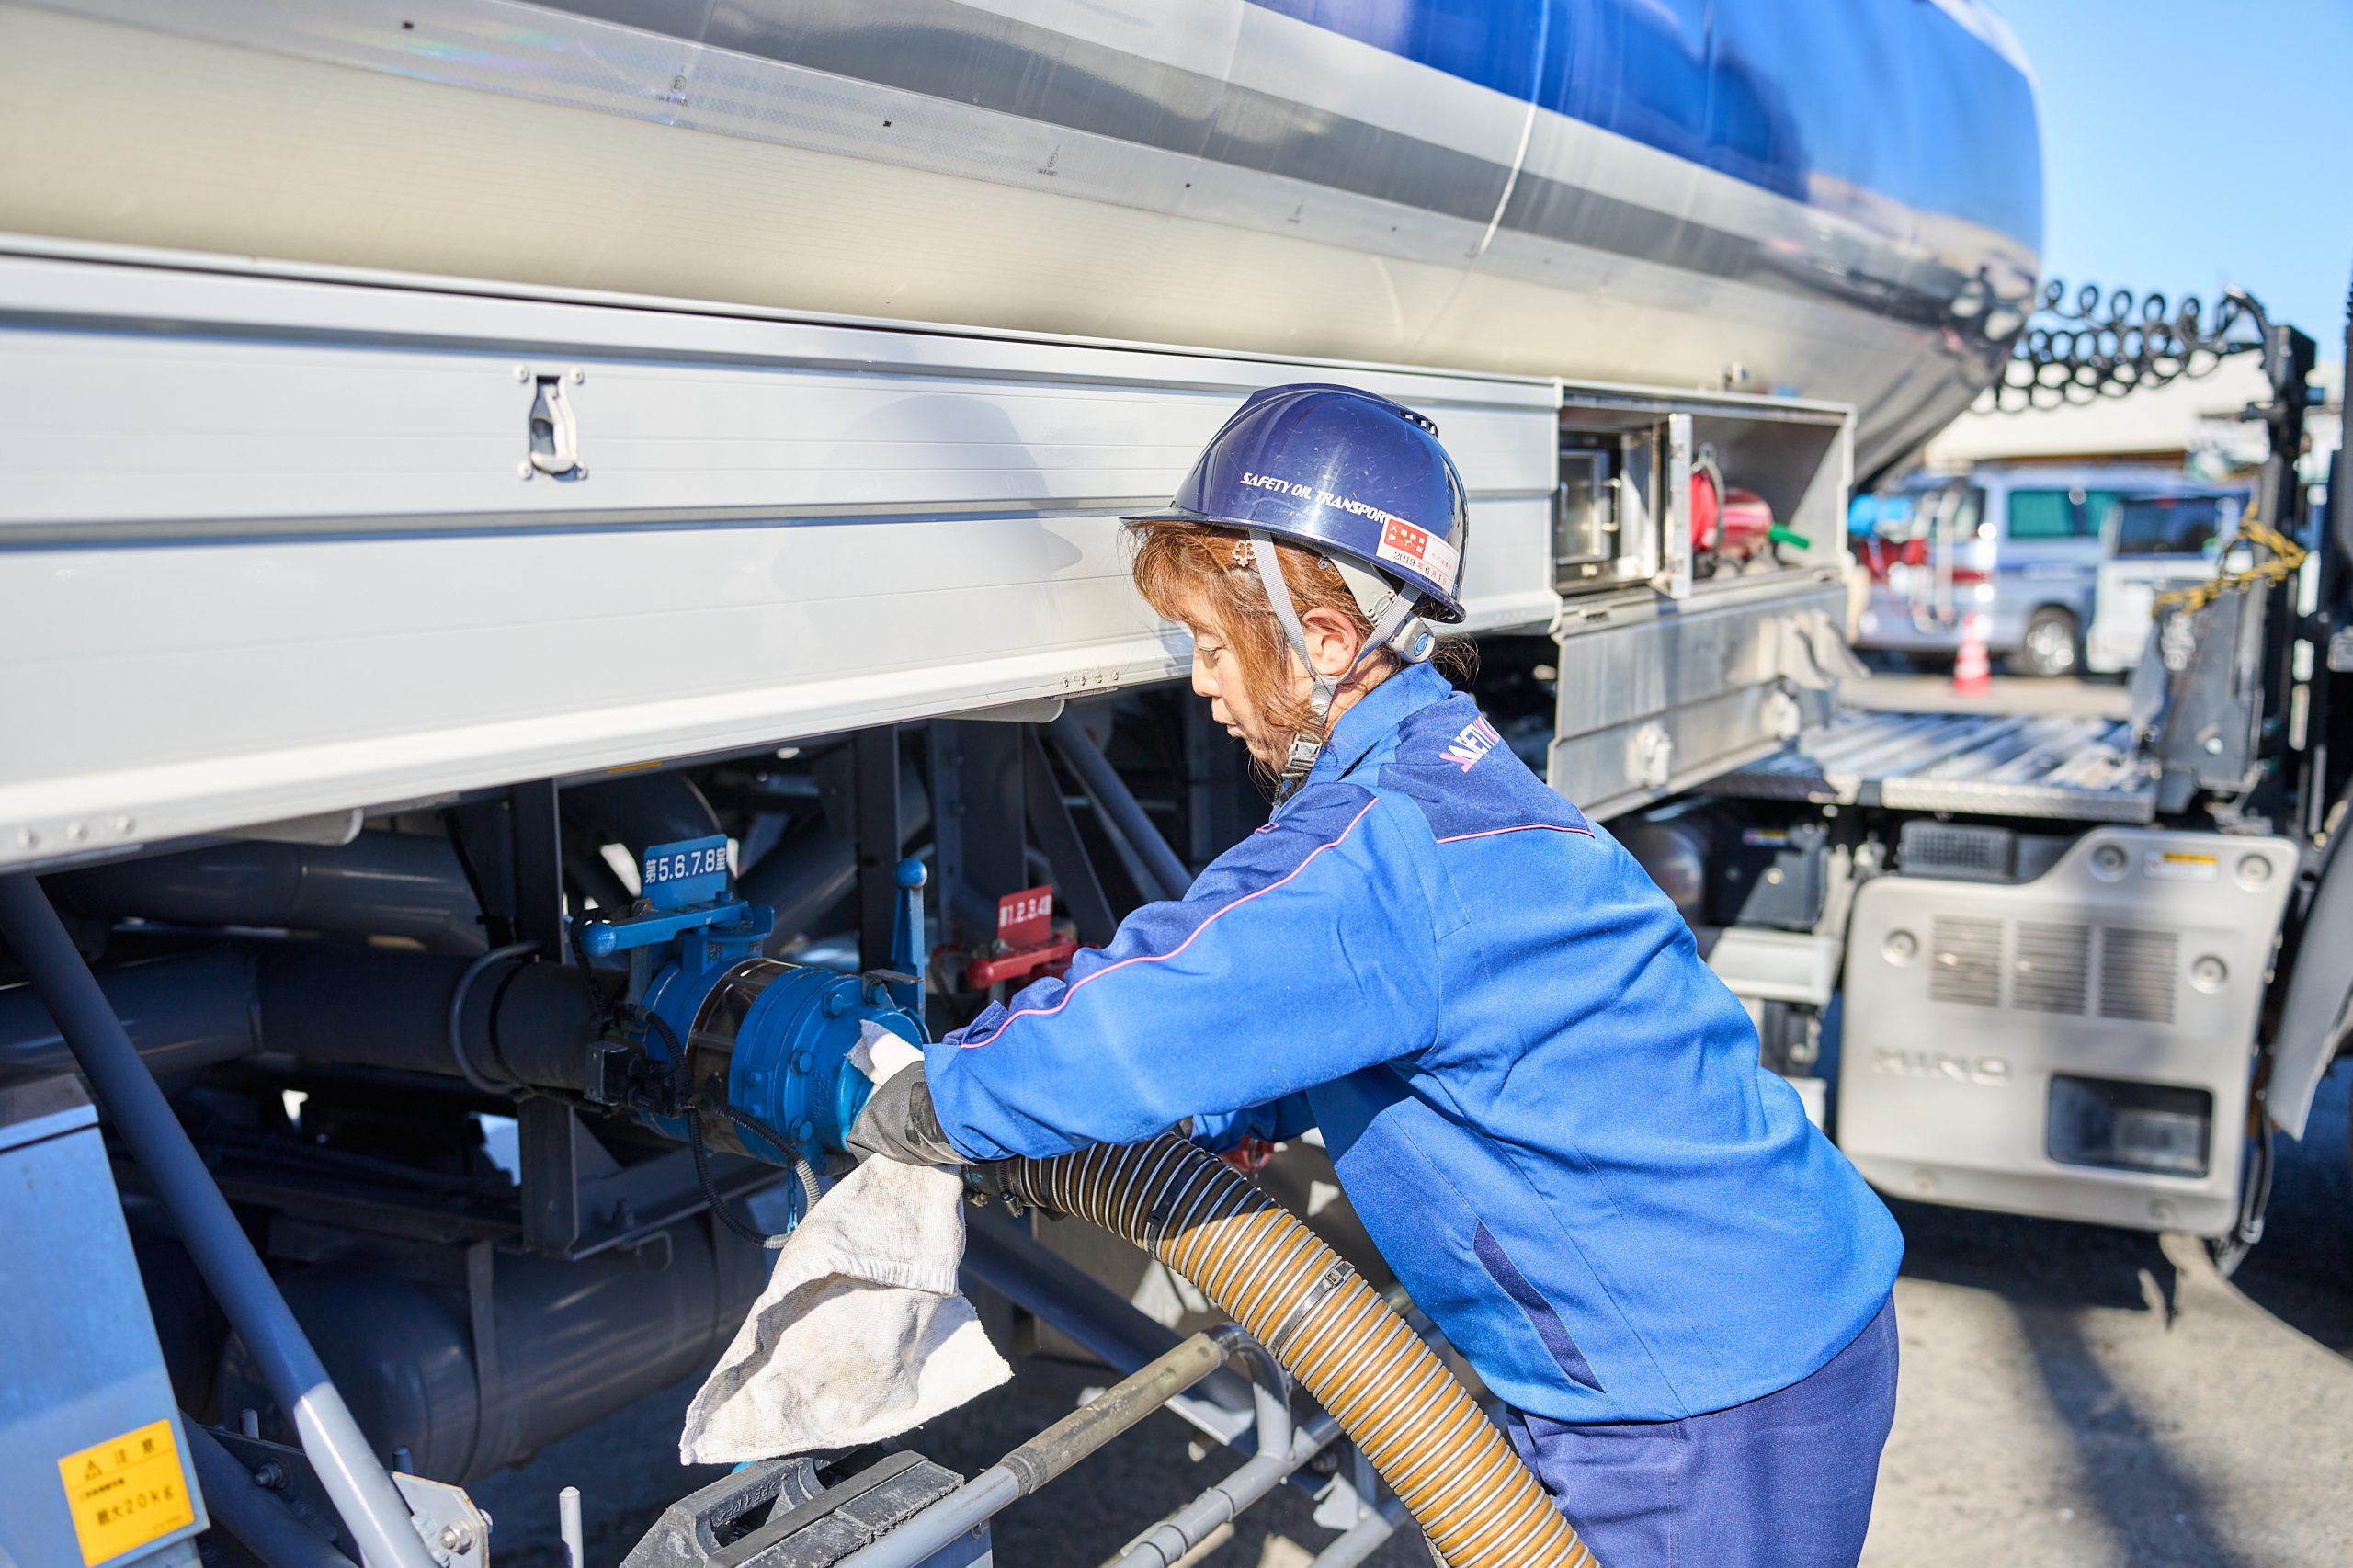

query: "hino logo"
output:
1871 1049 2011 1087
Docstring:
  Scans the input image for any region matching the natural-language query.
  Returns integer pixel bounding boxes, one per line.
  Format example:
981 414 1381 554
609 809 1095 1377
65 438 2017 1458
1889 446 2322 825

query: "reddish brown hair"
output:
1127 519 1401 747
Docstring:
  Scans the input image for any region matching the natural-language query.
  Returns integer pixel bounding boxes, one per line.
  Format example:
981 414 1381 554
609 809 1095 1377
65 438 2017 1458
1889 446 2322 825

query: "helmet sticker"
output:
1378 517 1461 586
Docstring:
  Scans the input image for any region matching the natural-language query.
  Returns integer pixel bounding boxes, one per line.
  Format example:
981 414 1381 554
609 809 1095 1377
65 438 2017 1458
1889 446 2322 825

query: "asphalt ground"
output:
1863 1063 2352 1568
474 674 2350 1568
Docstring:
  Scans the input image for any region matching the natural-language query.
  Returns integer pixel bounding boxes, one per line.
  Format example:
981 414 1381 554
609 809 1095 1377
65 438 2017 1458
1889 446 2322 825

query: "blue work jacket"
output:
926 663 1902 1424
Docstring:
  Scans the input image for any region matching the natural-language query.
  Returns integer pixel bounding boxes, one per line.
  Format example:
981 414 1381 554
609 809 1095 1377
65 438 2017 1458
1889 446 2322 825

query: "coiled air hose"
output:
995 1133 1598 1568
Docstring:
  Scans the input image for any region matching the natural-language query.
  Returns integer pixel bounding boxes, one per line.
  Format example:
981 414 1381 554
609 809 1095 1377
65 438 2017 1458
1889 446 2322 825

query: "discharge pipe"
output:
51 833 485 953
993 1134 1598 1568
0 944 613 1092
0 876 438 1568
0 947 261 1077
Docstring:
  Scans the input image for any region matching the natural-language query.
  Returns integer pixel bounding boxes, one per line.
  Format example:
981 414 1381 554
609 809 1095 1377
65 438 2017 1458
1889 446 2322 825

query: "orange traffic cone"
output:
1953 612 1993 697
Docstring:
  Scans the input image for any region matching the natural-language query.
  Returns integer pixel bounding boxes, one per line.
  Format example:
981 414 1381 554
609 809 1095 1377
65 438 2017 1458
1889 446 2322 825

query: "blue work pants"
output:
1505 1295 1899 1568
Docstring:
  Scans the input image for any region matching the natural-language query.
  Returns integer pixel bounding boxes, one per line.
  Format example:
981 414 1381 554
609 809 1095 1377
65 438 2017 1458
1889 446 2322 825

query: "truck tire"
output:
2011 606 2079 678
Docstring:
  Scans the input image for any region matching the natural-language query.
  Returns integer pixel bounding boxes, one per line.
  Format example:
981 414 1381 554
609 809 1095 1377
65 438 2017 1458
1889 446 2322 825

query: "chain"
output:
2151 506 2307 617
1983 279 2268 414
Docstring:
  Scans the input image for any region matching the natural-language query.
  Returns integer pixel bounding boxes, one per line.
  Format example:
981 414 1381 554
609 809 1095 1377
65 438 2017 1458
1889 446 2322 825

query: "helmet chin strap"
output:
1247 531 1431 788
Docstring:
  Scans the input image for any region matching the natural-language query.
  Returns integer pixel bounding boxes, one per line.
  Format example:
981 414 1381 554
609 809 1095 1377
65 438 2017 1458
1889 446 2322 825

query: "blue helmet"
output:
1127 383 1471 623
1129 383 1472 784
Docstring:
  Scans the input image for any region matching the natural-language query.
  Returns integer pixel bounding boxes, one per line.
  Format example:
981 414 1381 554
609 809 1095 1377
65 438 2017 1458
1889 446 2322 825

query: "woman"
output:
852 384 1904 1568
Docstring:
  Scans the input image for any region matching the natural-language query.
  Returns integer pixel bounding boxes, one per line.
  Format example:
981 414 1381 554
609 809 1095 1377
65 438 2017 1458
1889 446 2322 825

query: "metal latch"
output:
517 367 587 480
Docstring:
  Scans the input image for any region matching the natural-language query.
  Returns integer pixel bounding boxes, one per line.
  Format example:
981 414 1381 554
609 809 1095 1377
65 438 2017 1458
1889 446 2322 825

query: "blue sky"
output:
1996 1 2353 353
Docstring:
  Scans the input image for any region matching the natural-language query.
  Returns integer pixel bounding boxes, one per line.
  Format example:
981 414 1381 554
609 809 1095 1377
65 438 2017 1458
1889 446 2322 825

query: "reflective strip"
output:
1433 821 1596 845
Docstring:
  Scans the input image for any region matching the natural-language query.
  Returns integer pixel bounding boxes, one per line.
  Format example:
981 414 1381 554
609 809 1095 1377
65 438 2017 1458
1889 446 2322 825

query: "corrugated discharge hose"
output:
995 1133 1598 1568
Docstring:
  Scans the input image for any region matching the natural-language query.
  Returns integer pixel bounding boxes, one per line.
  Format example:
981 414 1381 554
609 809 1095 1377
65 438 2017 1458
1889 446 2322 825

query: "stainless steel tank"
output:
0 0 2041 474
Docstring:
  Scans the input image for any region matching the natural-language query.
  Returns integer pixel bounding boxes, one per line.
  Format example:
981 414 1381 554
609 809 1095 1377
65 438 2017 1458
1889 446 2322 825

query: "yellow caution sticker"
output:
56 1418 196 1566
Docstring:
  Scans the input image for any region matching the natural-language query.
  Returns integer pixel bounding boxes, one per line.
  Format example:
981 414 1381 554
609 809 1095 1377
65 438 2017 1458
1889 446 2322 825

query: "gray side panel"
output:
0 1082 210 1568
1841 828 2298 1236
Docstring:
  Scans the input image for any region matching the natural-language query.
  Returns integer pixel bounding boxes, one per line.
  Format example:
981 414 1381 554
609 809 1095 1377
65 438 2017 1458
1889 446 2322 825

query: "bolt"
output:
64 821 86 842
2092 844 2128 878
1764 867 1784 885
439 1523 474 1553
791 1050 814 1074
513 365 529 382
747 1068 766 1086
791 1119 815 1144
2238 855 2273 885
15 828 34 849
823 990 849 1017
2203 736 2224 755
1885 930 1918 962
2150 1199 2176 1225
2191 955 2227 990
251 1460 286 1490
517 460 535 481
114 815 134 835
570 367 585 384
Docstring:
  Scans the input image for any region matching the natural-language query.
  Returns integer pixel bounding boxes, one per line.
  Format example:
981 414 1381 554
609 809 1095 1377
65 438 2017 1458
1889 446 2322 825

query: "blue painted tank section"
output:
1254 0 2042 250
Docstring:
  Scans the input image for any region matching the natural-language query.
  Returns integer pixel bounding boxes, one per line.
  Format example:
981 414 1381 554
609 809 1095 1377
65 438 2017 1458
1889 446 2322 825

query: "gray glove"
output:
846 1066 964 1167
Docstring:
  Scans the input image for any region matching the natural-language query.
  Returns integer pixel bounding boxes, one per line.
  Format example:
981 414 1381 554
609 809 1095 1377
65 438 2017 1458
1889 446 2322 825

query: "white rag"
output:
676 1027 1011 1464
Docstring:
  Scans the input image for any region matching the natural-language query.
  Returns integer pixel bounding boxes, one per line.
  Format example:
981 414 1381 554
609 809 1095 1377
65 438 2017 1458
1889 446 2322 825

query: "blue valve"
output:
886 858 927 1014
600 835 927 1179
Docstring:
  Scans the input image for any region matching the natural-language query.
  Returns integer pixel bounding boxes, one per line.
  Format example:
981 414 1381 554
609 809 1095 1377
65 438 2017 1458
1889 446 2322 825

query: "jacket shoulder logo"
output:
1444 716 1502 772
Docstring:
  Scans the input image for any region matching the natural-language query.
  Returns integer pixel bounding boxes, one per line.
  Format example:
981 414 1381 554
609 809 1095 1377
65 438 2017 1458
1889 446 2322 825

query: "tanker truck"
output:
10 4 2345 1567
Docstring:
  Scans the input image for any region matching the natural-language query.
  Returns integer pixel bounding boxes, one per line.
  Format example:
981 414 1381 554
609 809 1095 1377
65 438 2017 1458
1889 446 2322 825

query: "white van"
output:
1856 464 2252 677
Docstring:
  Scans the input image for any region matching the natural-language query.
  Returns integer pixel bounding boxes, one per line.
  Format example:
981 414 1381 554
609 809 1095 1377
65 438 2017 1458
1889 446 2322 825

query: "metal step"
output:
1716 709 2155 822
